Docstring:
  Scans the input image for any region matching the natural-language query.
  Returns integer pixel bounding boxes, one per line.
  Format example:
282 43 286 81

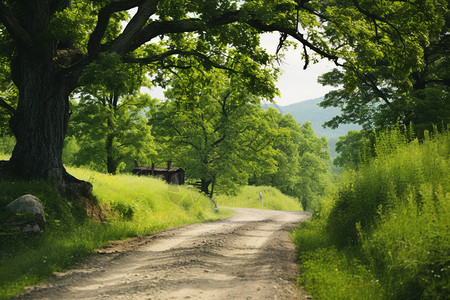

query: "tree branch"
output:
124 49 235 72
211 134 226 148
351 0 404 44
113 10 242 54
246 19 339 64
88 0 149 55
0 97 15 115
0 2 34 48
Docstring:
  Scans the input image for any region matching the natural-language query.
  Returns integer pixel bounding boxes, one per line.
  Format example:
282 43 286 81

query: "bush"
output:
327 127 449 247
361 185 449 298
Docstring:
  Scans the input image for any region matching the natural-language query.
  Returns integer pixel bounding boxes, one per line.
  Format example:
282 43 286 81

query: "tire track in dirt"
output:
16 208 312 300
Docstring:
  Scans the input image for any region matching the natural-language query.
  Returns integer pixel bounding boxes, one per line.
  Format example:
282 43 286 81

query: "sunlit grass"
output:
0 166 234 299
216 185 302 211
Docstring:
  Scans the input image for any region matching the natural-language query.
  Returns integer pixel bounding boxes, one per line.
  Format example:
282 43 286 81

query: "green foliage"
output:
0 166 232 299
333 130 372 170
61 136 80 165
291 127 450 299
0 134 15 155
110 201 134 220
327 126 448 247
215 185 302 211
361 186 450 298
318 0 449 133
151 68 279 196
251 116 332 211
297 248 382 299
67 93 156 174
48 2 128 53
0 55 17 134
79 53 145 95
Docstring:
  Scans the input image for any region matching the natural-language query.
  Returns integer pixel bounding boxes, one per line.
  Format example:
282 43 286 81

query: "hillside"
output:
263 97 361 157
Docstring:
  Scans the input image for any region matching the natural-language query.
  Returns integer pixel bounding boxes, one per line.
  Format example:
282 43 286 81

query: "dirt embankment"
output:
16 208 312 300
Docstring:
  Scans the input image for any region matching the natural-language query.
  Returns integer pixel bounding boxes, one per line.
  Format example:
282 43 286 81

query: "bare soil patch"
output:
16 208 312 299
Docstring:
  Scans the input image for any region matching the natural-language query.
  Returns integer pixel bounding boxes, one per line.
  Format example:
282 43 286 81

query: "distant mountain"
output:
263 97 361 157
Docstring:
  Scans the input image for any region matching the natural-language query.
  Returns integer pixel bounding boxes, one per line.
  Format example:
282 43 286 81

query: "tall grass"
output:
292 127 449 299
0 167 233 299
215 185 303 211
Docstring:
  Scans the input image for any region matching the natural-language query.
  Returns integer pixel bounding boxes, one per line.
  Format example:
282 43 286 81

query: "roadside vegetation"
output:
292 127 449 299
0 167 233 299
215 185 302 211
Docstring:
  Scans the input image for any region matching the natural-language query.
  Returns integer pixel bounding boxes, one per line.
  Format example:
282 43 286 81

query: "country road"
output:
16 208 312 300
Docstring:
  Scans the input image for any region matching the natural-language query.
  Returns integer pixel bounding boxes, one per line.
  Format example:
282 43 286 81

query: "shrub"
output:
327 127 449 247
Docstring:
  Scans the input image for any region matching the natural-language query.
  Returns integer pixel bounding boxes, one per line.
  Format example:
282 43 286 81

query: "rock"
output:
6 194 46 233
22 224 41 234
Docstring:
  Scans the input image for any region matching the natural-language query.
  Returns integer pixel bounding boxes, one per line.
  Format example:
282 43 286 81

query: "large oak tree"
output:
0 0 440 185
0 0 338 183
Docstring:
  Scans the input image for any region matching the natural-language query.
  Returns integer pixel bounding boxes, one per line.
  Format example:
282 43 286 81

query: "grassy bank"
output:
292 128 449 299
215 185 302 211
0 167 233 299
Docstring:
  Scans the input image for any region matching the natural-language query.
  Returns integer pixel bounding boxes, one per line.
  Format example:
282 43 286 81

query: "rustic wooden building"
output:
132 160 185 185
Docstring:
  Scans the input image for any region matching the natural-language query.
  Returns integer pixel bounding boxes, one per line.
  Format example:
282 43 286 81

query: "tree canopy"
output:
250 111 331 210
317 0 449 133
150 68 279 197
0 0 446 184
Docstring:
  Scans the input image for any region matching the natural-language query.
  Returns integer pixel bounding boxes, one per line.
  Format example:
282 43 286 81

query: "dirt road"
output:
17 208 312 300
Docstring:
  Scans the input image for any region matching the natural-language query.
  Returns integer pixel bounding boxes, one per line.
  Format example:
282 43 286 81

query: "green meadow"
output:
215 185 302 211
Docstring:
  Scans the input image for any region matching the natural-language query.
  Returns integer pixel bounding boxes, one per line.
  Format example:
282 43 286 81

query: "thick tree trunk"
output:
4 52 102 219
8 54 72 181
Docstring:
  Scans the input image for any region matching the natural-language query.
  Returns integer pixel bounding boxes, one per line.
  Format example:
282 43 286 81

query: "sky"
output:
145 33 337 106
259 33 337 105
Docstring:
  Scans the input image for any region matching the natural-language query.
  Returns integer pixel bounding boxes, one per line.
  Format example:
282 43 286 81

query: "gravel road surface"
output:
17 207 312 300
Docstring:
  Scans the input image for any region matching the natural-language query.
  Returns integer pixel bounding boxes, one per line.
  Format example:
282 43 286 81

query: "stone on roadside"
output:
6 194 46 233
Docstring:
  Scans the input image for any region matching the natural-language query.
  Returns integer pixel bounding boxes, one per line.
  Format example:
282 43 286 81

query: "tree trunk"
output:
106 133 118 174
8 52 72 181
5 50 102 219
200 179 211 196
105 95 119 174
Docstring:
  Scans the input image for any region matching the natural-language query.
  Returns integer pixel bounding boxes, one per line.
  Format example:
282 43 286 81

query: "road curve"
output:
16 208 312 300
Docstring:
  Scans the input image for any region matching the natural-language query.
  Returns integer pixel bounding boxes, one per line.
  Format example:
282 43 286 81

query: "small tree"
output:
151 68 278 197
68 93 155 174
67 53 155 174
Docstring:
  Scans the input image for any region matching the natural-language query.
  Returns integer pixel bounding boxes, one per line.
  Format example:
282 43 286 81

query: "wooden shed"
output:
132 160 185 185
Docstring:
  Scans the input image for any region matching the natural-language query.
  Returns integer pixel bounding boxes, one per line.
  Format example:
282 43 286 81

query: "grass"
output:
292 127 450 299
0 166 234 299
215 185 303 211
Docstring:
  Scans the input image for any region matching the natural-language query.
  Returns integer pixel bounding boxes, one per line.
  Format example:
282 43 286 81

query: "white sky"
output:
145 33 337 106
259 33 337 105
